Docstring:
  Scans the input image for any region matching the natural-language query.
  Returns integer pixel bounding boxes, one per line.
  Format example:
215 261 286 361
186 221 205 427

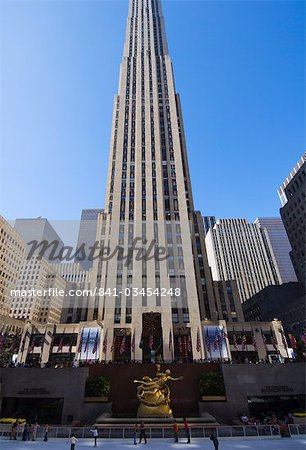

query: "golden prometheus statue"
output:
134 364 183 417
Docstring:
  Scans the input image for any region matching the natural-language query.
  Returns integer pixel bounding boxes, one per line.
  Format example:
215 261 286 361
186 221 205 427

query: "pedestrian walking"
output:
90 426 99 447
22 422 29 441
44 424 49 441
69 434 79 449
210 432 219 450
32 421 40 440
183 418 190 444
139 421 147 444
10 420 18 440
173 420 179 442
28 423 33 441
133 423 138 445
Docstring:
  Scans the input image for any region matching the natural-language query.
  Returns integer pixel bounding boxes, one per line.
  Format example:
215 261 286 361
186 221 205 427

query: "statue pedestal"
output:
137 403 173 418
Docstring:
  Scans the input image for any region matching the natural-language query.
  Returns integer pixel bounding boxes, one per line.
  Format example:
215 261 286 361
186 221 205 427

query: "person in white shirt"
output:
90 426 99 447
69 434 79 450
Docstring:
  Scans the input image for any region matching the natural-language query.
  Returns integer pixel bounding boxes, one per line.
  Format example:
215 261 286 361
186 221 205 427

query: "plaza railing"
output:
0 423 305 439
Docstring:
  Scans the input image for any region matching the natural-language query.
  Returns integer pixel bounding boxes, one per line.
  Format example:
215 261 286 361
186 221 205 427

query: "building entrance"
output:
142 312 163 363
1 397 64 424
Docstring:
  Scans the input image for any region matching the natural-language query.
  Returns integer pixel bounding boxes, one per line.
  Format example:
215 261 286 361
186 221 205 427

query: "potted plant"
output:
84 376 111 403
199 372 226 401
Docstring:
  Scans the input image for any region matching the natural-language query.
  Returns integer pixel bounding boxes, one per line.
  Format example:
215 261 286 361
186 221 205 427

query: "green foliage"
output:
0 334 21 365
85 376 111 397
198 371 226 396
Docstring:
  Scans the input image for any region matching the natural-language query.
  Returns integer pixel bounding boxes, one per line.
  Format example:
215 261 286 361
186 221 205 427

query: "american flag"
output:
28 339 35 353
213 328 219 352
178 336 183 354
262 332 268 351
148 334 154 350
271 331 278 351
139 333 143 349
168 330 173 352
57 336 64 353
119 336 126 355
205 329 211 354
280 330 287 349
196 328 201 353
103 330 108 354
233 333 239 351
221 328 226 344
187 334 192 353
289 335 297 350
111 334 116 352
300 332 306 346
68 337 74 354
241 333 247 352
84 330 90 353
252 334 257 350
131 330 136 354
57 328 65 353
78 328 84 353
92 330 99 354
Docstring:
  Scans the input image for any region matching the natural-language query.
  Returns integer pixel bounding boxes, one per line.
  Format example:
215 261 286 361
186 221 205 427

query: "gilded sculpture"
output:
134 364 183 417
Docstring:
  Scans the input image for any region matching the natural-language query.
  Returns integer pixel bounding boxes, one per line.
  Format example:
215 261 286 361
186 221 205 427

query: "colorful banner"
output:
203 325 228 360
79 327 101 361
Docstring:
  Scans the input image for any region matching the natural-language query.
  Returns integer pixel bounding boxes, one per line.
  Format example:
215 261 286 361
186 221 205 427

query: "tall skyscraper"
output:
205 219 281 303
255 217 297 284
90 0 203 362
278 153 306 287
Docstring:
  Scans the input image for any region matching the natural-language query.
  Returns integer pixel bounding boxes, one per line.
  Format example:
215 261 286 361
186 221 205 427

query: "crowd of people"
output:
7 419 220 449
239 412 294 437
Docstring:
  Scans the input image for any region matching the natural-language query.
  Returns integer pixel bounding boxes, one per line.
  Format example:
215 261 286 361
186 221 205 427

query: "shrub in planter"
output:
198 372 225 397
85 376 111 397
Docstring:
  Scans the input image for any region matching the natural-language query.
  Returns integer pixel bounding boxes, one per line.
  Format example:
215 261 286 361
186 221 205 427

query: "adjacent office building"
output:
0 216 25 316
14 218 64 262
192 211 244 322
255 217 297 284
243 282 305 337
51 262 91 323
205 219 281 303
10 256 66 324
75 209 104 270
278 153 306 287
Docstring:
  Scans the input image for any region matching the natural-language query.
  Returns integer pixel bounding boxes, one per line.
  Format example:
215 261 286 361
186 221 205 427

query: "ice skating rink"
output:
0 437 305 449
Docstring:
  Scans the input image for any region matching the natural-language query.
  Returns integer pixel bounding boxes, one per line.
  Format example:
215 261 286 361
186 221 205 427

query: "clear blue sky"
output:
1 0 304 223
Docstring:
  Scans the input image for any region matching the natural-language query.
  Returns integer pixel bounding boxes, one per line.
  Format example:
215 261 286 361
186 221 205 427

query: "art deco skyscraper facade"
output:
90 0 203 362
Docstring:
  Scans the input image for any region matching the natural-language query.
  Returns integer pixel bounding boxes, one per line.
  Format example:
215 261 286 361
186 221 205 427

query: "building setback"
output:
205 219 281 303
278 153 306 288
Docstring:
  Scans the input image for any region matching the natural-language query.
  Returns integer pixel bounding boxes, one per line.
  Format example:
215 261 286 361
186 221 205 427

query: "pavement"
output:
0 437 305 449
